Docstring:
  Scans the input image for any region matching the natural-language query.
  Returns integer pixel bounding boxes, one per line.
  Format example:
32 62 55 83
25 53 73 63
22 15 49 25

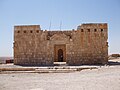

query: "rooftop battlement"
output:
14 25 41 30
14 23 108 31
78 23 108 29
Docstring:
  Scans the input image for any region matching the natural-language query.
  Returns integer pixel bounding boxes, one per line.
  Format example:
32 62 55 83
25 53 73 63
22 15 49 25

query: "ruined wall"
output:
14 23 108 66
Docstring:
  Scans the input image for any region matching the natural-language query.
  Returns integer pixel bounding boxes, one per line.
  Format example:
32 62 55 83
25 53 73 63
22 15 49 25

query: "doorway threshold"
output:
54 62 66 66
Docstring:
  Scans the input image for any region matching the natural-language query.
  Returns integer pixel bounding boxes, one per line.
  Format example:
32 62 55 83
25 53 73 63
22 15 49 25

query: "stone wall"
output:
14 25 53 66
67 23 108 65
14 23 108 66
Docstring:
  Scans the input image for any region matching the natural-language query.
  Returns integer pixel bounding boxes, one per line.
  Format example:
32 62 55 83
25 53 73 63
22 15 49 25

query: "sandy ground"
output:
0 59 120 90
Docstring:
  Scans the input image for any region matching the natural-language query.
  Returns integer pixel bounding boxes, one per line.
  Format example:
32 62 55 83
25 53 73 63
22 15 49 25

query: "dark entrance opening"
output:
58 49 63 62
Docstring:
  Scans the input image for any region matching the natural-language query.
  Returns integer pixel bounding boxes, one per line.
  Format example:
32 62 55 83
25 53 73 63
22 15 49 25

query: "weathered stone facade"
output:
14 23 108 66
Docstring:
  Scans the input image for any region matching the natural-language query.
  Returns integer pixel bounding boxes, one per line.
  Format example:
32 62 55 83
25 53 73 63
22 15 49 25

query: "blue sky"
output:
0 0 120 56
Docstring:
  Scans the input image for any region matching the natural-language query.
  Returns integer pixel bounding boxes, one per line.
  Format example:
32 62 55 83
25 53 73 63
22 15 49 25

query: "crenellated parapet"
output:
78 23 107 29
14 25 41 30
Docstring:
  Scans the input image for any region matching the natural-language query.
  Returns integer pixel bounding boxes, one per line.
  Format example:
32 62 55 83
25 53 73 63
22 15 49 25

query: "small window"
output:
69 35 72 39
47 36 50 40
101 29 103 32
88 29 90 32
24 31 26 33
81 29 83 32
17 31 20 33
36 30 39 33
94 29 97 32
30 31 33 33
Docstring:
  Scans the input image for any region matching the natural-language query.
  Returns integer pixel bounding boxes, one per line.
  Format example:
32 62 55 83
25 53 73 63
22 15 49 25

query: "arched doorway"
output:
54 44 66 62
58 49 63 62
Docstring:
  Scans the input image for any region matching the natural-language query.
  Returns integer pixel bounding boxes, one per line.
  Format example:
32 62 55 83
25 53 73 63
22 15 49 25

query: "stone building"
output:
14 23 108 66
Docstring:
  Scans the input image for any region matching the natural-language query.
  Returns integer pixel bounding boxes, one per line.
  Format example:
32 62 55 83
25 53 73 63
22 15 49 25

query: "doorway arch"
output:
54 44 66 62
58 49 63 62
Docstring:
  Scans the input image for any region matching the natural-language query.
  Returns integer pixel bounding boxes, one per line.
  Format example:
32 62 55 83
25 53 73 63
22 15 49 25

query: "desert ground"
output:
0 58 120 90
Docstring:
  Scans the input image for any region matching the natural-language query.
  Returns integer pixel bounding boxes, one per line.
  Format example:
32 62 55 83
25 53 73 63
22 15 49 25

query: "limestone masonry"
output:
14 23 108 66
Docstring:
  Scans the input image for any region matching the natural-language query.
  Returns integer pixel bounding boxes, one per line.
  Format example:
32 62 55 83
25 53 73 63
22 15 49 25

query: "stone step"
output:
0 66 98 74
